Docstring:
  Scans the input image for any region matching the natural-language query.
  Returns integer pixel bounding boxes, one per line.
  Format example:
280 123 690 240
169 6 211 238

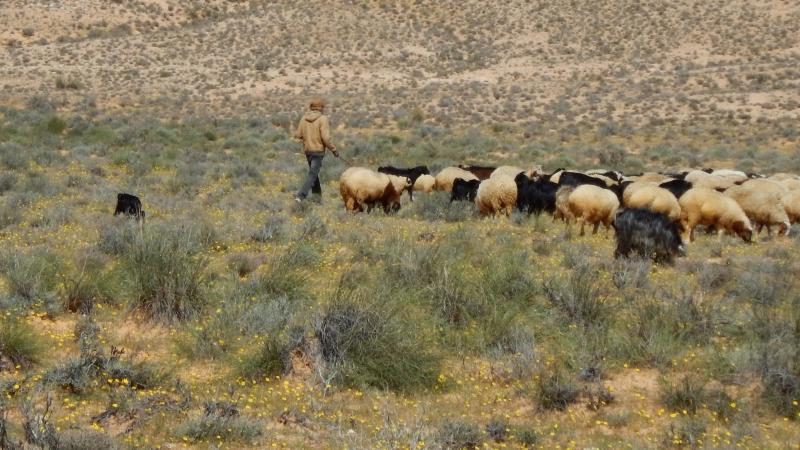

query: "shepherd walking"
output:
294 98 338 202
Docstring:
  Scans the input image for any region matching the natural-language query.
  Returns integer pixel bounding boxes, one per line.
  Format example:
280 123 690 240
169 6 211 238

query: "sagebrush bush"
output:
411 191 474 222
761 369 800 419
0 317 43 367
54 430 120 450
314 286 441 391
123 224 208 322
434 420 482 449
1 249 61 305
544 263 610 328
485 418 509 442
179 404 262 443
535 369 580 411
251 215 286 242
660 376 706 415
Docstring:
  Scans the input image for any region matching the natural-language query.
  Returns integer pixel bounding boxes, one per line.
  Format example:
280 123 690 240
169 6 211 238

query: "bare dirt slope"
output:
1 0 799 125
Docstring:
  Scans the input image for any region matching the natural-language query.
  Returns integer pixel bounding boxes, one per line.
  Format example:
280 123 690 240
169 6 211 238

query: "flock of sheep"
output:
338 164 800 262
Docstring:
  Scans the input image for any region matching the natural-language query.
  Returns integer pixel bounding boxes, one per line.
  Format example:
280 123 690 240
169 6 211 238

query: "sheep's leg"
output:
592 221 599 235
578 218 586 236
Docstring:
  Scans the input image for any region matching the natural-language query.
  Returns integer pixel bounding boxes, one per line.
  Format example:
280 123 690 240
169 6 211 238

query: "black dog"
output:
613 208 685 264
114 193 145 221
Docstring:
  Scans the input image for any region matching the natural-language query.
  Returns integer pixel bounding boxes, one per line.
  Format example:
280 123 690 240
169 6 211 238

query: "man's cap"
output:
309 98 326 110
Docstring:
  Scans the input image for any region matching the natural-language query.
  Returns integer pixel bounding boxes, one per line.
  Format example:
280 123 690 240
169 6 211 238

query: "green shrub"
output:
434 420 482 449
485 418 509 442
660 376 706 415
515 427 540 447
544 263 610 328
251 215 286 242
1 249 61 306
123 224 208 322
706 389 738 421
411 191 474 222
314 286 441 391
0 317 43 366
535 369 580 411
611 298 685 368
56 429 119 450
179 403 262 443
46 116 67 134
761 369 800 420
662 417 706 448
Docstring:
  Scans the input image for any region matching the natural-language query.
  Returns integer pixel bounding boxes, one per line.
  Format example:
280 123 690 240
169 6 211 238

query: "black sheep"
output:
457 164 496 180
658 179 693 199
450 178 481 202
515 173 558 215
557 171 608 189
114 193 145 221
613 208 685 264
377 165 430 201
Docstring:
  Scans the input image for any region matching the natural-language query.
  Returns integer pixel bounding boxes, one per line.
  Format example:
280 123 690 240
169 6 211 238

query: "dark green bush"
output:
123 224 208 323
535 369 580 411
544 263 610 328
0 316 43 367
178 405 262 443
435 420 482 449
660 376 706 415
314 286 441 391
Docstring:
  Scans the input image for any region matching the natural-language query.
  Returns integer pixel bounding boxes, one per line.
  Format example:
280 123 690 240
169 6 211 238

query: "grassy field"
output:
0 106 799 449
1 0 800 447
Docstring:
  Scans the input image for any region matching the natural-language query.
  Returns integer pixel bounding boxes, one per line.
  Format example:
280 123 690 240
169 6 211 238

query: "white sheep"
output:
711 169 748 183
625 185 681 221
564 184 620 236
413 174 436 193
679 188 753 243
626 172 670 184
621 181 658 205
490 165 540 180
783 189 800 224
725 179 790 236
475 174 517 217
339 167 411 213
434 167 478 192
684 170 736 191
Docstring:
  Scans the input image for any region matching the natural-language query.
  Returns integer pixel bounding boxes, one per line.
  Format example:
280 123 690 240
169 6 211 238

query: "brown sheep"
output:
565 184 620 236
434 167 478 192
625 185 681 221
679 188 753 243
413 174 436 193
339 167 411 213
475 174 517 217
725 179 790 236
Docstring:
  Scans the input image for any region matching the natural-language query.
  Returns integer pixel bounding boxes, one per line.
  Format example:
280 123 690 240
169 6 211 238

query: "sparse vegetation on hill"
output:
0 105 798 447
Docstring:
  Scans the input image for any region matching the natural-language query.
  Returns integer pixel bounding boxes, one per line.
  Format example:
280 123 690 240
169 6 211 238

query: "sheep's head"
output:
732 220 753 243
